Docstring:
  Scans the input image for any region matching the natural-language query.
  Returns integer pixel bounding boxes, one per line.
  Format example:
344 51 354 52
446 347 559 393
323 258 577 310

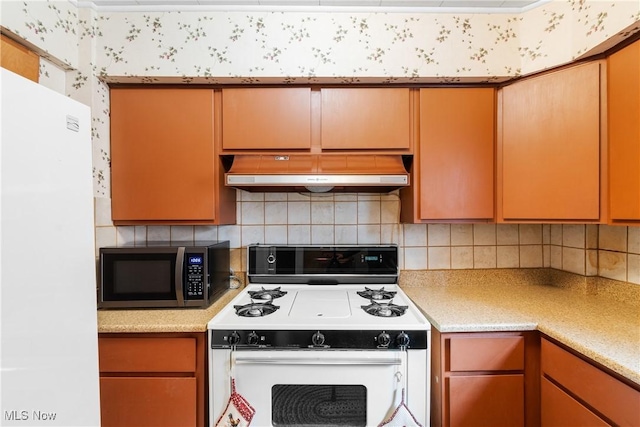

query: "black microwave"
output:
98 241 229 309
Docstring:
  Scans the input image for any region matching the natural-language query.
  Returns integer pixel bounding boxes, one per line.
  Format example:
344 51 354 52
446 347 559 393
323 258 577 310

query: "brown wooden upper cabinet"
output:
221 87 312 150
1 34 39 83
417 88 495 221
320 88 412 151
608 39 640 224
110 88 236 224
498 61 604 222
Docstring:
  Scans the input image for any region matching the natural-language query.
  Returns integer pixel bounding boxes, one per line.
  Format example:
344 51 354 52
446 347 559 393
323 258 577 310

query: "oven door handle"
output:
233 353 404 366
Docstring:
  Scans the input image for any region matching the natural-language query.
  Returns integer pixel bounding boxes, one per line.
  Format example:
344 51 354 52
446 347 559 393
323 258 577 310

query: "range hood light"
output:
305 185 334 193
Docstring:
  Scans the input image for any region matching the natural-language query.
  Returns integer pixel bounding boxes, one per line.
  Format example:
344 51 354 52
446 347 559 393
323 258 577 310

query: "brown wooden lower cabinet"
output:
540 377 609 427
541 337 640 427
100 377 197 427
448 374 524 427
98 333 207 427
431 329 540 427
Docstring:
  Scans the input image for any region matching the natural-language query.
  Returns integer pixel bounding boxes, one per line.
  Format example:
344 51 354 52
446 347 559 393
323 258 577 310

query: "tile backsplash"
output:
95 191 640 286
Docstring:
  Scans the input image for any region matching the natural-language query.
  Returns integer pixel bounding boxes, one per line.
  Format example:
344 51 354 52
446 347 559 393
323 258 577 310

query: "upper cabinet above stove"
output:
218 87 414 155
320 88 412 151
221 87 312 151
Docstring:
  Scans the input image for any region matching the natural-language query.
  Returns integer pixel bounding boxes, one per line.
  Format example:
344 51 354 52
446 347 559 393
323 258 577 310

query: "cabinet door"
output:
608 40 640 222
419 88 494 220
222 87 311 150
110 88 218 222
541 377 608 427
100 377 197 427
448 375 524 427
499 62 602 221
1 35 39 83
321 88 411 150
541 338 640 427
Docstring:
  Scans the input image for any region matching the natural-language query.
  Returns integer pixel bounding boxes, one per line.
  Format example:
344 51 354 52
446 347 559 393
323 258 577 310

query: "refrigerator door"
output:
1 69 100 426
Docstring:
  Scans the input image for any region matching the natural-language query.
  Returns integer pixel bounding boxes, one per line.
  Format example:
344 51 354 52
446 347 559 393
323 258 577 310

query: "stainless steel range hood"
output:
225 154 410 193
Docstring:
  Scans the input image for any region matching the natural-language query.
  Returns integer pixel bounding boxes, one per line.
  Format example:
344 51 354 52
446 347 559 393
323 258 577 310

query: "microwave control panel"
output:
185 253 205 299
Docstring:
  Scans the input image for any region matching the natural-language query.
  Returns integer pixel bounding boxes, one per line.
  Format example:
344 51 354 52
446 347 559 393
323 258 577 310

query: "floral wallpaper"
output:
87 1 640 83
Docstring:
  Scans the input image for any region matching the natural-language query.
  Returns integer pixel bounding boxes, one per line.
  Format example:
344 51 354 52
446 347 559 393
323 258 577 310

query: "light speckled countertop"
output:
97 288 241 333
402 282 640 386
97 270 640 386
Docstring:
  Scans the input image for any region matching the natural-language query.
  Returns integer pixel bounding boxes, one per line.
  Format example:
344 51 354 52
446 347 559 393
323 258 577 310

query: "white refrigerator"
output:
0 69 101 426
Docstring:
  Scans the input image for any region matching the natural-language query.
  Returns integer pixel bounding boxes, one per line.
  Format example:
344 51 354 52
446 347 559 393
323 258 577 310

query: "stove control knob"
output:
396 332 410 348
377 332 391 348
311 331 325 346
247 331 259 346
227 331 240 346
267 254 276 264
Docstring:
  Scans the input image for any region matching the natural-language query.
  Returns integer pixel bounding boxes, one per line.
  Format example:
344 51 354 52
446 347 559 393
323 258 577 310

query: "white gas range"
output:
208 245 431 427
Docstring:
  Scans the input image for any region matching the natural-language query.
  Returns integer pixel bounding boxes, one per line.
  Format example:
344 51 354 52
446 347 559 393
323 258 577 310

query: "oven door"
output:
210 349 427 427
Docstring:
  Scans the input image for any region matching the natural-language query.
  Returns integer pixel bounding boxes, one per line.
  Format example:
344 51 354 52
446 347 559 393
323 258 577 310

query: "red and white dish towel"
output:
214 378 255 427
378 388 423 427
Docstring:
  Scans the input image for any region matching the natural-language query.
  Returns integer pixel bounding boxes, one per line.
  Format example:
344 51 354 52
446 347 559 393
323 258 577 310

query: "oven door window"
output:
272 385 366 427
102 253 177 301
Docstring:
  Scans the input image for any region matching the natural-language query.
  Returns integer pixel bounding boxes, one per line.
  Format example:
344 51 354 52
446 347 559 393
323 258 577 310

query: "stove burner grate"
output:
361 300 408 317
247 286 288 301
234 302 279 317
356 287 397 301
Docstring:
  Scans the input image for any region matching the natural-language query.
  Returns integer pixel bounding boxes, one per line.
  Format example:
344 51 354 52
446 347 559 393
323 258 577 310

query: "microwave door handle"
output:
175 247 185 306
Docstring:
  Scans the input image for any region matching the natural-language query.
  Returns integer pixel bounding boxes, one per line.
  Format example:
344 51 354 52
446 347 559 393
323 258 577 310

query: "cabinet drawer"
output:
541 338 640 427
541 376 609 427
99 337 196 373
449 336 524 372
448 374 524 427
100 377 196 427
